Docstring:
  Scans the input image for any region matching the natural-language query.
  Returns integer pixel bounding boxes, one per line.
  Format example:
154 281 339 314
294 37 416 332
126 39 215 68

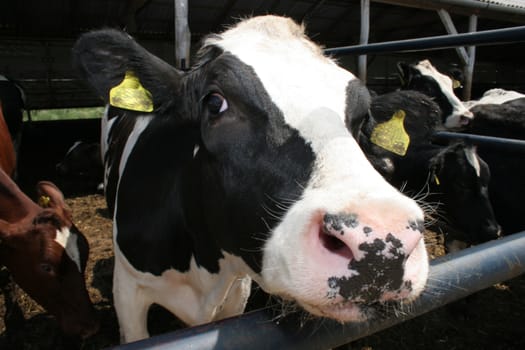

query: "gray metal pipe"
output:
373 0 525 19
107 231 525 350
432 131 525 153
324 25 525 56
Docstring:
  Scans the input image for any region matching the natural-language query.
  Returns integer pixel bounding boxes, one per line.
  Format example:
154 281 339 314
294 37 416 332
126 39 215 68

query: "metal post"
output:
323 26 525 56
174 0 191 70
464 14 477 100
437 9 468 66
358 0 370 83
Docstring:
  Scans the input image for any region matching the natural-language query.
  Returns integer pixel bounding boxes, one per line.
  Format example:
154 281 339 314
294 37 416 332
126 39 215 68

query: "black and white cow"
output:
396 60 525 235
358 90 500 248
73 16 429 343
56 141 104 194
397 60 474 129
463 88 525 109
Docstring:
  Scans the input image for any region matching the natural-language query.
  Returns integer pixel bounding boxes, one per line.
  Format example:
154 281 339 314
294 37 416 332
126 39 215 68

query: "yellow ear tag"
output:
433 174 441 185
38 195 51 208
453 79 461 89
109 71 154 112
370 110 410 156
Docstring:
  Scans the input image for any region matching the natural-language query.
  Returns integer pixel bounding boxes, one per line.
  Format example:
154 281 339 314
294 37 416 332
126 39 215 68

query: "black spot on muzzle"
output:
323 213 359 236
327 233 409 303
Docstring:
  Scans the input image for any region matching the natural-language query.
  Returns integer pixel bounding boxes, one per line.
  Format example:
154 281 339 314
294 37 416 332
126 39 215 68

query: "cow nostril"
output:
319 229 353 260
459 115 471 126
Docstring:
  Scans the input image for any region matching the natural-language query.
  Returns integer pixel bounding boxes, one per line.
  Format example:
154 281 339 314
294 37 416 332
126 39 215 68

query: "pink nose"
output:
314 212 424 303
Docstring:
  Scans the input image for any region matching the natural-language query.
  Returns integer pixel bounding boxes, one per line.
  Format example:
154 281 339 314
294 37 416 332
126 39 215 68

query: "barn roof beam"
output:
373 0 525 24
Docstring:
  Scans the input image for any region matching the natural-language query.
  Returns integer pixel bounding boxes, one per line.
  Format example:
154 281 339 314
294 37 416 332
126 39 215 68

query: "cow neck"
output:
0 169 39 223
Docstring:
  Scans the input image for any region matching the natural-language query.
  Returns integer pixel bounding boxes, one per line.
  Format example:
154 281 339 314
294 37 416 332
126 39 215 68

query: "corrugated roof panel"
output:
481 0 525 9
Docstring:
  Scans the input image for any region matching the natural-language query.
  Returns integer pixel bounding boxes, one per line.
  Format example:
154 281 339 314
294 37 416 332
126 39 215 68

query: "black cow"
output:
359 90 500 247
396 60 525 235
73 16 429 343
56 141 104 194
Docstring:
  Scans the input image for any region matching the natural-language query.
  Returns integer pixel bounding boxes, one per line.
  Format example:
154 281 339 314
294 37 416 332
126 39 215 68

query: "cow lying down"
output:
73 15 429 343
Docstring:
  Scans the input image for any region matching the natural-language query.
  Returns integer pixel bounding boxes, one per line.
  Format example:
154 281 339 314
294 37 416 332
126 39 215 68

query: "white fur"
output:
112 236 251 343
464 88 525 109
415 60 473 128
118 116 153 178
54 228 81 272
464 147 481 177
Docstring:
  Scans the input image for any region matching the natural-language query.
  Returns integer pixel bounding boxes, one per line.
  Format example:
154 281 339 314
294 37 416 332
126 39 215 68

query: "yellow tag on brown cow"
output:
38 195 51 208
109 71 154 112
370 110 410 156
453 79 461 89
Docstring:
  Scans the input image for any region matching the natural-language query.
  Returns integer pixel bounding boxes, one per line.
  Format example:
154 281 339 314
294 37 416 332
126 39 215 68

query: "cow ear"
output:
345 79 371 139
396 62 411 87
72 28 183 113
35 181 72 220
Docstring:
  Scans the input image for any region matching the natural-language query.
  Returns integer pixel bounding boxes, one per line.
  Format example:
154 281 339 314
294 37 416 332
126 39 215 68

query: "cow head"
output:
397 60 473 129
0 173 99 338
74 16 428 323
429 143 501 244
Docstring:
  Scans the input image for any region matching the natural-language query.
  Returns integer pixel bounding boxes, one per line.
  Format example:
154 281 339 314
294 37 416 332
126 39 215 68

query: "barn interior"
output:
1 0 524 191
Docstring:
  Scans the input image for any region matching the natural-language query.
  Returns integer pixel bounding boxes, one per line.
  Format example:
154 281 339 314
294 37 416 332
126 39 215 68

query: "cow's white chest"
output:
112 241 251 330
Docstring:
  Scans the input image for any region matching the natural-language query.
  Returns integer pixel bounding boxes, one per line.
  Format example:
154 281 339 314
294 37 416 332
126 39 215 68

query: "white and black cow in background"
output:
73 16 429 343
357 90 500 248
397 60 474 129
397 59 525 235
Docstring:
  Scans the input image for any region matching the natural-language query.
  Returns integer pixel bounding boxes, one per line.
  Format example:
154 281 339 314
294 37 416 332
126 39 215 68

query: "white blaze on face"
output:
464 147 481 177
55 227 82 272
415 60 473 128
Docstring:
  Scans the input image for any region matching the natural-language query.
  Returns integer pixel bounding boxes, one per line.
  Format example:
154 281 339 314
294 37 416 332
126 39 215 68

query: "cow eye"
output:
40 263 54 274
204 93 228 116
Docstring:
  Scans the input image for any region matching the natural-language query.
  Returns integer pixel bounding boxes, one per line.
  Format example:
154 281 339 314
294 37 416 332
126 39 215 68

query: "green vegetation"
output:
26 107 104 121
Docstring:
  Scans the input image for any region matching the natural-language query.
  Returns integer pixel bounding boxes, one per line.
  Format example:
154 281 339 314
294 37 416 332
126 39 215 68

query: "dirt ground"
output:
0 193 524 350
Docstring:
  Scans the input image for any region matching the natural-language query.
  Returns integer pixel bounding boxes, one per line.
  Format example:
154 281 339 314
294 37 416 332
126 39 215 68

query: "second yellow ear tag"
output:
109 71 154 112
38 195 51 208
370 110 410 156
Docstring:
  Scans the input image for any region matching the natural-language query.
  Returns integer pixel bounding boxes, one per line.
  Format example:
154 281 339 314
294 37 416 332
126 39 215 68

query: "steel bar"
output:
108 231 525 350
324 26 525 56
432 131 525 153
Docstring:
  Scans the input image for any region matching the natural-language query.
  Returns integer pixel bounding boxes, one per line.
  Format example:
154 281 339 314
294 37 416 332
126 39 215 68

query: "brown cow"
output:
0 169 99 338
0 102 16 178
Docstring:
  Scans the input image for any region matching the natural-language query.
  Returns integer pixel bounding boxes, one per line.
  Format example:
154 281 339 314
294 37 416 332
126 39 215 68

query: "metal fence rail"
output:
108 231 525 350
324 25 525 55
433 131 525 153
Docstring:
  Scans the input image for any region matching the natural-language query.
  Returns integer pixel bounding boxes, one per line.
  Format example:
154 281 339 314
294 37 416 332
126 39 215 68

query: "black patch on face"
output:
406 220 425 233
114 48 316 276
188 51 315 274
327 234 408 303
323 213 359 235
344 79 371 139
403 71 452 124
